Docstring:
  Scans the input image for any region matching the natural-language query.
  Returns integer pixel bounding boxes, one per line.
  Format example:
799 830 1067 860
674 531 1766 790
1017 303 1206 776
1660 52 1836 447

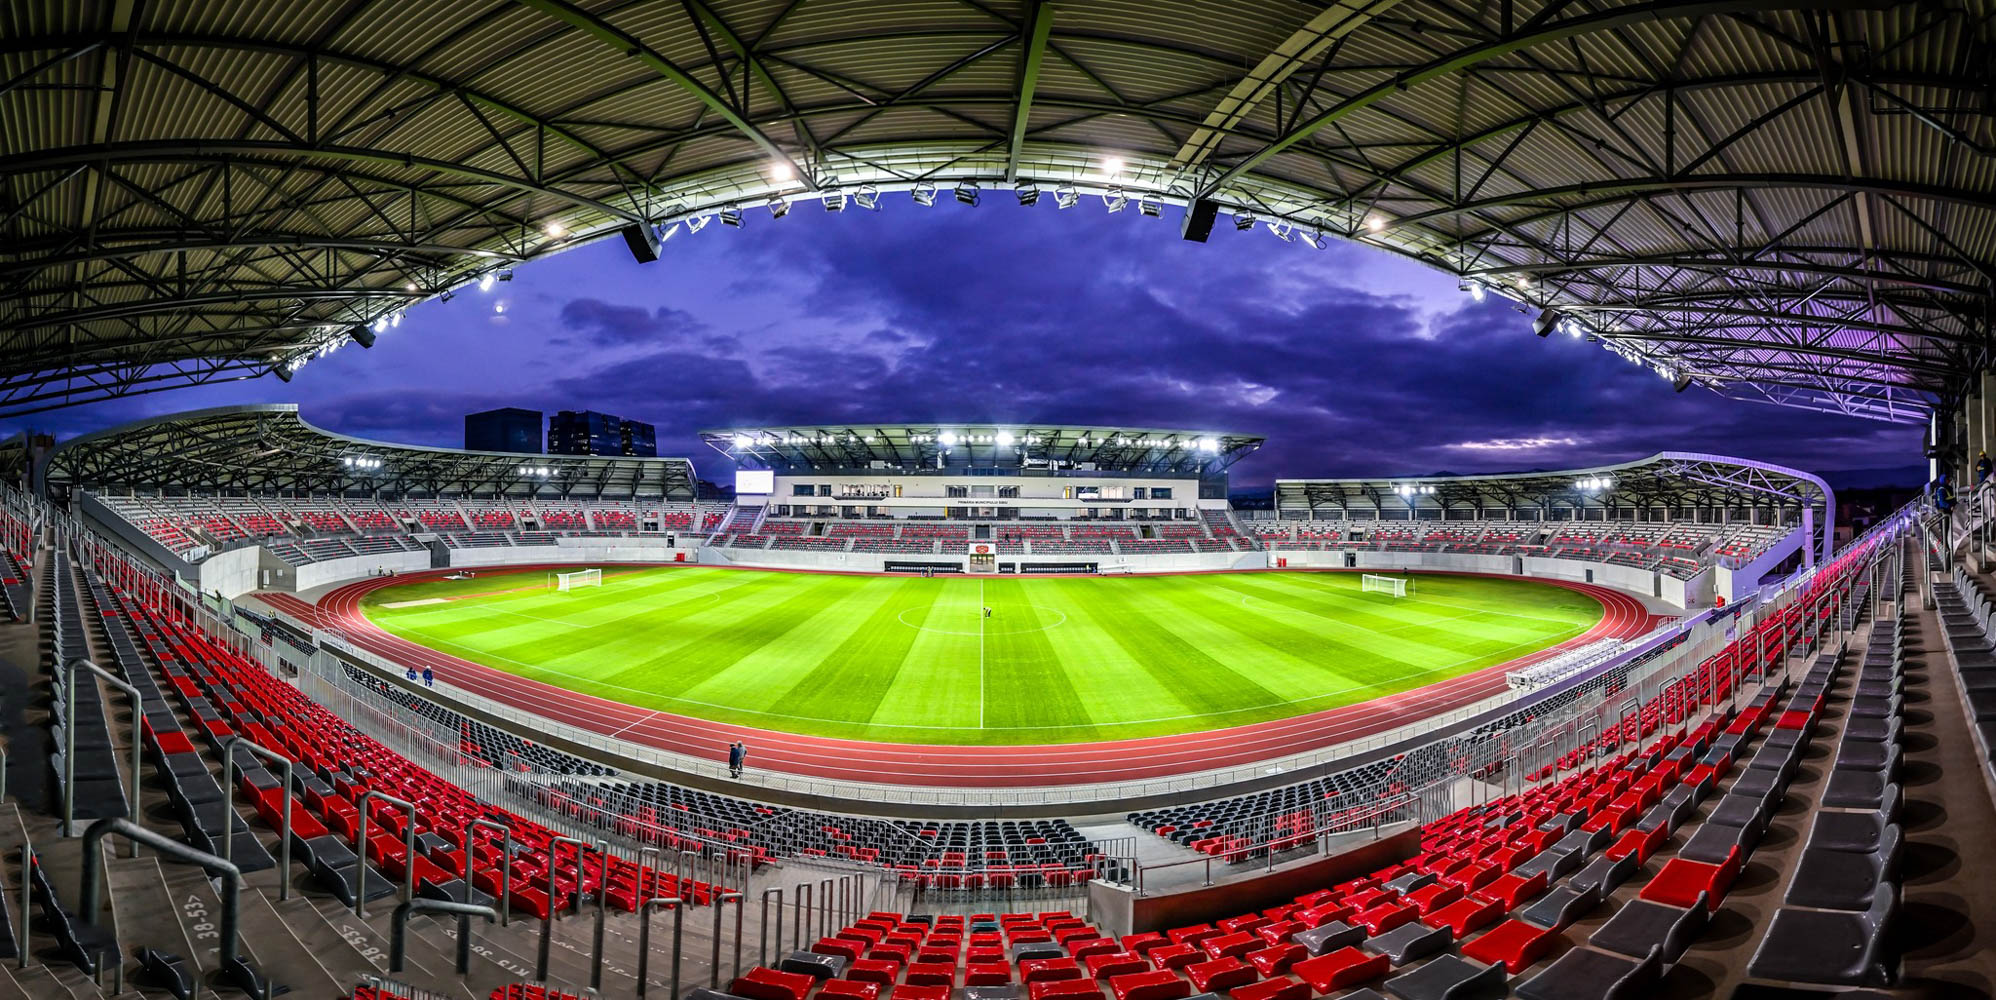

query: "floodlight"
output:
687 214 713 233
404 281 417 292
1365 215 1386 232
912 182 937 206
1103 156 1124 176
1137 197 1161 217
1300 228 1327 250
1673 372 1694 393
939 430 958 446
1197 437 1218 453
1103 187 1127 213
996 430 1016 447
733 434 755 449
854 184 880 210
1054 183 1079 209
1266 221 1293 242
768 161 793 182
767 195 790 219
1234 212 1256 231
1532 309 1562 338
821 190 847 212
494 302 505 314
478 273 496 292
658 221 680 243
391 311 402 328
954 181 980 206
543 221 565 239
1463 281 1484 302
719 205 744 227
1014 183 1039 206
372 317 389 333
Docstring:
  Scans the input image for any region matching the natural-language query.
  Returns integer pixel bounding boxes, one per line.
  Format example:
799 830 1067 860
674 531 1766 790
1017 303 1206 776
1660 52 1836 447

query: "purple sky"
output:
5 203 1921 486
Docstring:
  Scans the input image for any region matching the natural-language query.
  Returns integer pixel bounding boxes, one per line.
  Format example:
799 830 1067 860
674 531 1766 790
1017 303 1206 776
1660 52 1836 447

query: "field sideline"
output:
356 566 1603 745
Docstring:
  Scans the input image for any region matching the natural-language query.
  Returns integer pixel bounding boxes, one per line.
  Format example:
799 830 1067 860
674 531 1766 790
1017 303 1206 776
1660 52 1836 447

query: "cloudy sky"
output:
3 201 1922 486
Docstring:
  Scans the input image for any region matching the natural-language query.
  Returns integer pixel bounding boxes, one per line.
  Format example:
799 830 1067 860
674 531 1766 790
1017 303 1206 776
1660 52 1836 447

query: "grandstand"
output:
2 0 1995 996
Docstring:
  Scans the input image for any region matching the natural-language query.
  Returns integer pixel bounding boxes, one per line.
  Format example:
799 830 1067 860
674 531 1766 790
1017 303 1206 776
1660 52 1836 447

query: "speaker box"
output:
621 223 661 263
1180 197 1220 242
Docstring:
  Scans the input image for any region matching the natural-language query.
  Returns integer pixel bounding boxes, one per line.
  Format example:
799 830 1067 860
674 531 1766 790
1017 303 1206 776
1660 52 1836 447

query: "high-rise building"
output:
464 407 542 453
620 419 657 457
549 410 658 456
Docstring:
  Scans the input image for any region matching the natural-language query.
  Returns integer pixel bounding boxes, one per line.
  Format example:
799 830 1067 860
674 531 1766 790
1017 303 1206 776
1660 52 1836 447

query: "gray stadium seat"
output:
1516 884 1598 931
1514 946 1661 1000
1382 954 1505 1000
1293 920 1364 956
1589 893 1708 966
1747 886 1897 986
1362 921 1451 965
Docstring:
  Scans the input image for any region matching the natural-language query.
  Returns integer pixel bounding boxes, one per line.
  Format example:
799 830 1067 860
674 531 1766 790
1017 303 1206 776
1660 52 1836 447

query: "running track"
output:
260 566 1660 788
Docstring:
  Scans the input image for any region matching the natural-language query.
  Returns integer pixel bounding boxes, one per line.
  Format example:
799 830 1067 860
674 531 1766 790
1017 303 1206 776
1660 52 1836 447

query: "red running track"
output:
263 565 1659 788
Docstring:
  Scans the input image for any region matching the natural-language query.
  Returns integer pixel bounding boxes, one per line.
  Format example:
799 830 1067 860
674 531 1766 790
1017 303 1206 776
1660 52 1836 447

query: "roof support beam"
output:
1196 0 1897 199
1005 1 1056 183
1170 0 1409 175
510 0 814 190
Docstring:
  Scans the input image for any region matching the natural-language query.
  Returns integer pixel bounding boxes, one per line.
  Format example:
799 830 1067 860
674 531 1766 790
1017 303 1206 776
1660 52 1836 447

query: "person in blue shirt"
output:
728 741 746 778
422 666 435 687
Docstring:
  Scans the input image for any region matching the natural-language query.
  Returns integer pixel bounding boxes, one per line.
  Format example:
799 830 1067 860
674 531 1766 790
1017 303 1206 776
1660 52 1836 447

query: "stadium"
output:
0 2 1993 1000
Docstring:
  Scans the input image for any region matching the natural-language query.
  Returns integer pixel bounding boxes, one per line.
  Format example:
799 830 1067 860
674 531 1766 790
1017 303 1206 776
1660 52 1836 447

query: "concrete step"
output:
158 864 342 1000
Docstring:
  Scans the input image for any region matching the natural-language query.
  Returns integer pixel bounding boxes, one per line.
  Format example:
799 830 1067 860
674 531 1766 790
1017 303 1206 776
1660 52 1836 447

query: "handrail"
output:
536 835 590 981
390 898 497 975
219 736 294 899
78 817 255 993
759 887 784 966
711 890 744 989
635 895 684 998
587 836 609 992
15 844 30 969
353 790 418 918
61 657 143 847
462 817 513 927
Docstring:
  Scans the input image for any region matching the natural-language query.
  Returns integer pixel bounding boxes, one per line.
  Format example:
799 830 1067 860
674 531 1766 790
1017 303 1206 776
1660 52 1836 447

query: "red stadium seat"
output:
1185 957 1255 993
1458 919 1557 974
1292 948 1388 993
1107 969 1189 1000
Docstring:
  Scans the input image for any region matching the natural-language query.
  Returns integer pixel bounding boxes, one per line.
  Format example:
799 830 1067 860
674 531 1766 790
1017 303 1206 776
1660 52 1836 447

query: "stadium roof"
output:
1277 451 1833 558
704 424 1262 476
4 1 1990 421
45 404 698 499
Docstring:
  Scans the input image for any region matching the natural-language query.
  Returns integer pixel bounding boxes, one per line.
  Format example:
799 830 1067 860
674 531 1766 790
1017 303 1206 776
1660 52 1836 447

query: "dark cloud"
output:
0 203 1922 487
555 299 706 346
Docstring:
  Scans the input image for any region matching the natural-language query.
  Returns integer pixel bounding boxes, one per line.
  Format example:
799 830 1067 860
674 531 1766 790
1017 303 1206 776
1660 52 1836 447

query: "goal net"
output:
1361 573 1413 598
550 568 602 592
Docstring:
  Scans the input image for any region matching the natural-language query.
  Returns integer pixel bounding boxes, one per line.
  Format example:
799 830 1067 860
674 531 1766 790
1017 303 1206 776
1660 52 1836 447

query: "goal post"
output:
549 568 603 592
1361 573 1413 598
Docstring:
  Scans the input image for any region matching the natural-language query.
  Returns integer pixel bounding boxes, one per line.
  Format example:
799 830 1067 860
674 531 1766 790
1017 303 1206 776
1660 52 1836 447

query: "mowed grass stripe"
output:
1075 579 1288 725
981 579 1098 740
870 580 981 734
744 577 928 728
359 566 1603 745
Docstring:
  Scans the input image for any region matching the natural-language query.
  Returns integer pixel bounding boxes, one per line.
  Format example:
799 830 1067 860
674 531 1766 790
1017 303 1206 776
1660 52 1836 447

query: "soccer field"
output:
358 567 1603 745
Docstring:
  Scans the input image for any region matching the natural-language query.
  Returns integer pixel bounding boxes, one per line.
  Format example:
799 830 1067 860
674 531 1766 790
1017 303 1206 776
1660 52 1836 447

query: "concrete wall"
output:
1267 545 1696 610
292 549 431 592
707 546 1266 575
1090 829 1420 937
444 535 696 570
194 544 262 599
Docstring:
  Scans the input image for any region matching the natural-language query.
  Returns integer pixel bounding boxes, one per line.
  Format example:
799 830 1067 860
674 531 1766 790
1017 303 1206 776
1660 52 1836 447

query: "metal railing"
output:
390 899 498 975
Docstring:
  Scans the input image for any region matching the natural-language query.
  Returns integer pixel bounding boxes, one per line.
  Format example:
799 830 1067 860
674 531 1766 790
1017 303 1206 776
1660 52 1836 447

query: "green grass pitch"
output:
359 567 1602 745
